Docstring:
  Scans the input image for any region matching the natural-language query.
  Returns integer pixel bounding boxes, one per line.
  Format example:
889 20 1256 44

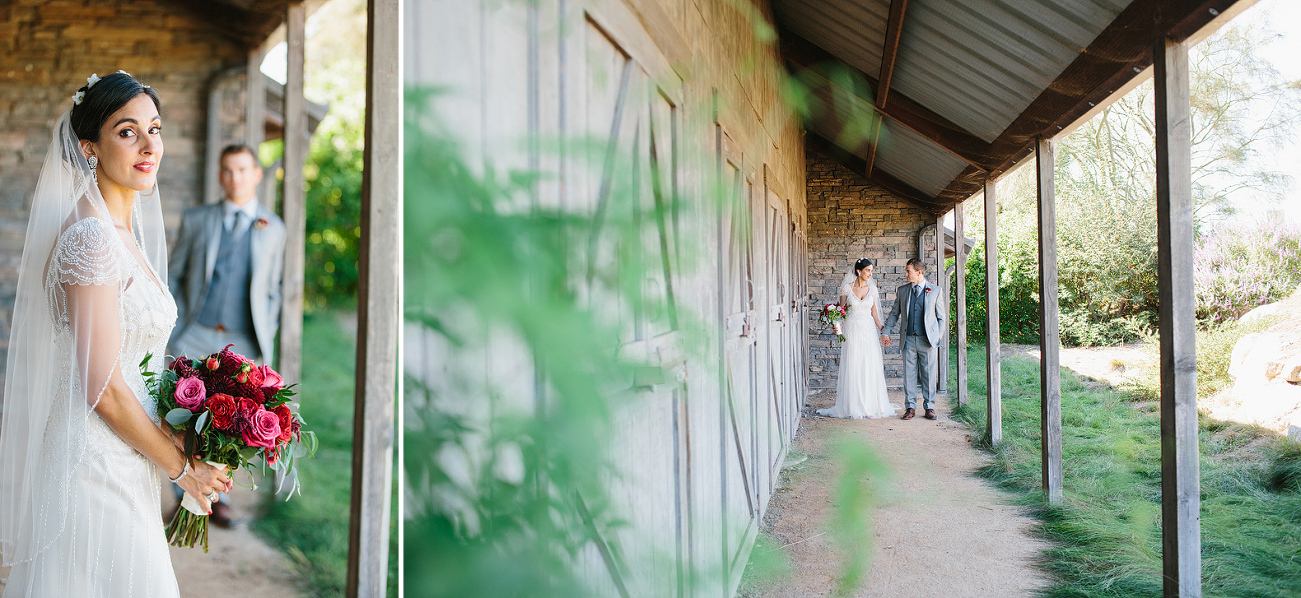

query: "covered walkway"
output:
744 389 1047 598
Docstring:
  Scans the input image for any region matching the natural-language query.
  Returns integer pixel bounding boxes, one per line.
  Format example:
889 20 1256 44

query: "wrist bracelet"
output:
169 459 191 484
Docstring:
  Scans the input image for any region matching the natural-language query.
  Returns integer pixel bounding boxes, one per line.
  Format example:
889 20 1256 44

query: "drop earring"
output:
88 156 98 184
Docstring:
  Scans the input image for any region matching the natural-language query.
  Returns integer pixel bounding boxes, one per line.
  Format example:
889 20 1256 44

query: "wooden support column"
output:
1035 136 1063 504
984 178 1002 445
934 214 946 393
345 1 400 596
955 201 967 406
279 2 307 380
246 44 268 209
1155 37 1201 598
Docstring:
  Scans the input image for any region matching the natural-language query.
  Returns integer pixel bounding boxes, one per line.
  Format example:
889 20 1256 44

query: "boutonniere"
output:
254 217 269 230
924 287 932 293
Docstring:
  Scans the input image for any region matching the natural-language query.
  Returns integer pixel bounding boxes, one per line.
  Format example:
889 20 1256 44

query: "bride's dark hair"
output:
69 72 160 142
854 258 873 273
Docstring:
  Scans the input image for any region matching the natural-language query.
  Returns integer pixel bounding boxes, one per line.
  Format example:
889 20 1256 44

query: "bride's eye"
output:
119 128 136 139
150 124 162 135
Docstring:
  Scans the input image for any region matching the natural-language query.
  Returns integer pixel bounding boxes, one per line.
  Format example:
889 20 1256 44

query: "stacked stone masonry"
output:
805 140 939 390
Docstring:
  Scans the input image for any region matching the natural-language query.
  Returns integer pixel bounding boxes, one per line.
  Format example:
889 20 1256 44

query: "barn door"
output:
717 130 759 588
575 9 688 596
765 184 791 488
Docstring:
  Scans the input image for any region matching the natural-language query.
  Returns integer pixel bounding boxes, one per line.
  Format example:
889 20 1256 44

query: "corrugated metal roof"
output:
890 0 1131 141
773 0 890 77
872 121 970 197
802 78 969 200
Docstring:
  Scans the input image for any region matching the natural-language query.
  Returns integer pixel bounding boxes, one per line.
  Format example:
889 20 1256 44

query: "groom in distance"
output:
881 258 946 420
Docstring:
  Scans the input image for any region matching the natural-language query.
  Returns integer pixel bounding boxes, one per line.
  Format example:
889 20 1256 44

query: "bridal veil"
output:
0 109 168 566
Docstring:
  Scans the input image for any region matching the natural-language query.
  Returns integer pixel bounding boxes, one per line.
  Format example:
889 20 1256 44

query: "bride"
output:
0 72 231 596
817 258 895 419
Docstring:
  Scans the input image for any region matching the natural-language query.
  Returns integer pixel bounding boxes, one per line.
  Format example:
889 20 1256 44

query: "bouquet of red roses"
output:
820 303 849 342
142 344 317 552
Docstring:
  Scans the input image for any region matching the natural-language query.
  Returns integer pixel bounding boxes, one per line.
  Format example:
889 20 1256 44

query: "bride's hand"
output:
176 458 233 513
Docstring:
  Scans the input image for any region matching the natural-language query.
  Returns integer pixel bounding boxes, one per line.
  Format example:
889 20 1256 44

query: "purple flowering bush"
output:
1194 219 1301 324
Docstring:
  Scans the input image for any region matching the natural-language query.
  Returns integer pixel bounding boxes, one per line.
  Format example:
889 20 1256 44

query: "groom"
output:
881 258 946 420
167 144 285 526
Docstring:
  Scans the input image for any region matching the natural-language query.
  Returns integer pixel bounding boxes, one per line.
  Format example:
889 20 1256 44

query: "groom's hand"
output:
881 334 891 346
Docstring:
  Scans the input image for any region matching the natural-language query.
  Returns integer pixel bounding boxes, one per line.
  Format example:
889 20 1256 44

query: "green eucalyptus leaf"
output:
194 411 210 434
164 408 192 426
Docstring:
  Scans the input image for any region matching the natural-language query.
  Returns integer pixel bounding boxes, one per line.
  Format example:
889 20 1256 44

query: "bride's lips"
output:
134 161 156 173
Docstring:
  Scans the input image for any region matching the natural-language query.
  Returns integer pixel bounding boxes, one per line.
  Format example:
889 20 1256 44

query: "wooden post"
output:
984 178 1002 445
934 215 946 393
1035 137 1063 503
345 1 400 596
955 201 967 406
1155 36 1201 598
278 2 306 381
246 44 269 209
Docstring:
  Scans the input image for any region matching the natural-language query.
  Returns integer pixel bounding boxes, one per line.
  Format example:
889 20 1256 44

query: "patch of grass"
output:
252 312 399 597
950 345 1301 597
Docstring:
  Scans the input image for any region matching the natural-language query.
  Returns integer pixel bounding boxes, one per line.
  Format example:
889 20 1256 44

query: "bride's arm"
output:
64 279 231 511
872 300 884 330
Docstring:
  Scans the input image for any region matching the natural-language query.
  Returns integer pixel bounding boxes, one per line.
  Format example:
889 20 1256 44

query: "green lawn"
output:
949 346 1301 598
252 312 399 597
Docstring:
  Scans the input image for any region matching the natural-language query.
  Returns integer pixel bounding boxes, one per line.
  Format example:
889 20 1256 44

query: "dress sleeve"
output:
52 219 124 408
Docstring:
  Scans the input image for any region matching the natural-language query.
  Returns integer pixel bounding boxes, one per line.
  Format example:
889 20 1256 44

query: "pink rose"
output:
242 406 281 449
258 365 283 391
174 376 206 411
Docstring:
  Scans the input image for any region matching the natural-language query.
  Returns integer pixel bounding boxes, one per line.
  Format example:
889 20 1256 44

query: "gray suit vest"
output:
195 218 255 334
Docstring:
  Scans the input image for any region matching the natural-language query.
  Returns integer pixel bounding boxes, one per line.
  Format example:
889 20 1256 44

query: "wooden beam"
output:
1035 137 1063 504
984 178 1002 445
867 0 908 177
345 0 400 596
1154 36 1201 598
877 0 908 110
934 214 946 394
779 31 996 172
278 0 306 386
246 44 270 210
929 0 1254 206
955 200 967 406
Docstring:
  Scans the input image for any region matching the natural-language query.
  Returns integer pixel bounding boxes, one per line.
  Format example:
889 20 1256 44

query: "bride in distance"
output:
817 258 895 419
0 72 231 596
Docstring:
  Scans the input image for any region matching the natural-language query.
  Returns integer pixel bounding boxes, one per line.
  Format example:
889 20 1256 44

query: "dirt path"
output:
742 389 1048 598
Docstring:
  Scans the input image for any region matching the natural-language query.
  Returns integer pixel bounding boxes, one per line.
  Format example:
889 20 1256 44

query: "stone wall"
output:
0 0 250 359
805 140 940 390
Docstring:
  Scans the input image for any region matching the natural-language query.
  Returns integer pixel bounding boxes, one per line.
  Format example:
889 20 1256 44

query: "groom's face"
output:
905 264 923 284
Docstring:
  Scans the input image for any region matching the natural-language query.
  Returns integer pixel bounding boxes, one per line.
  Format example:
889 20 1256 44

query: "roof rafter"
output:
865 0 907 179
780 29 996 173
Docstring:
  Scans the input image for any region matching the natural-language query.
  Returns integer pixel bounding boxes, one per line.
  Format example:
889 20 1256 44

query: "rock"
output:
1219 289 1301 435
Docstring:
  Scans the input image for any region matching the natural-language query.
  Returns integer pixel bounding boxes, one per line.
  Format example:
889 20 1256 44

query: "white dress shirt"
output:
222 199 259 235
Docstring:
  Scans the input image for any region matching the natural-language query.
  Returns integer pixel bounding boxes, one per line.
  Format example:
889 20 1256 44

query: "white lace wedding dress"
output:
818 285 895 419
4 217 180 597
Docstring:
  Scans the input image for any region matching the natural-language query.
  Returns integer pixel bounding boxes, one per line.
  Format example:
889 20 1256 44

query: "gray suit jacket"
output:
882 280 946 347
168 202 286 362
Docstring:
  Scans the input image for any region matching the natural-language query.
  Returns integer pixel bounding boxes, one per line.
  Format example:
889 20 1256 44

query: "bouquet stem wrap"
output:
165 460 227 553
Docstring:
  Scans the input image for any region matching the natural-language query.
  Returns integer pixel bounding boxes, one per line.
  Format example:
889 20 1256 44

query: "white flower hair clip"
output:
86 73 100 88
72 90 85 105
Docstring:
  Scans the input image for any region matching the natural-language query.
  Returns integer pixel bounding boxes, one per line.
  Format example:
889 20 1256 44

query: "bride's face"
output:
83 94 164 195
857 264 873 280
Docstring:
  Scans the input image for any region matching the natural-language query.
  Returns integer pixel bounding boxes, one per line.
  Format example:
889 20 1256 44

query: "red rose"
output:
242 406 281 449
205 356 220 371
206 393 237 430
174 376 206 411
258 365 283 391
272 404 293 443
